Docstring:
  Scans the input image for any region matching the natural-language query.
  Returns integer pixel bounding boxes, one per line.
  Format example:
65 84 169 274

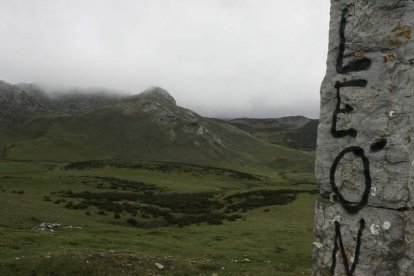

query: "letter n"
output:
330 219 365 276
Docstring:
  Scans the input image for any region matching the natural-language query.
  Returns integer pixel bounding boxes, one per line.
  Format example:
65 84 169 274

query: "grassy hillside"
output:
0 159 317 275
2 109 314 171
227 117 318 151
0 81 314 171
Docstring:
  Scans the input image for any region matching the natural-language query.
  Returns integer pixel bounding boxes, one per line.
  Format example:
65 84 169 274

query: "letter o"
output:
330 147 371 214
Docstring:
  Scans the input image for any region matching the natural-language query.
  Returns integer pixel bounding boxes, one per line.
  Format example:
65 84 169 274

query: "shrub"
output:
126 218 137 226
142 192 222 214
43 196 52 202
206 214 223 225
227 214 242 221
72 202 89 210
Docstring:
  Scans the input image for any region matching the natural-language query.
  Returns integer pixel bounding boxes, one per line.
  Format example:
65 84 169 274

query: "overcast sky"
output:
0 0 330 119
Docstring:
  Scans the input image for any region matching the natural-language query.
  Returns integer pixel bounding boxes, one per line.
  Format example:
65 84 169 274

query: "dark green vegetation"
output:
228 116 318 151
0 159 317 275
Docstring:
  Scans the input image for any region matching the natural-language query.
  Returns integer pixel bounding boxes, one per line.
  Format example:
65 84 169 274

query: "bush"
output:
126 217 137 226
206 214 223 225
227 214 242 221
72 202 89 210
44 196 52 202
142 192 222 214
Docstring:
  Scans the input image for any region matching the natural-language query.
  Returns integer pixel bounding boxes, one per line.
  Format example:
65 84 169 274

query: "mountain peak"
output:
140 86 176 106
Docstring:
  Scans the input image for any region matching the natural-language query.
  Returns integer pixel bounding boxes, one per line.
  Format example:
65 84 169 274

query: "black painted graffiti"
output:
330 147 371 214
328 7 380 276
330 219 365 276
336 8 371 74
331 80 367 138
370 138 387 152
331 7 371 139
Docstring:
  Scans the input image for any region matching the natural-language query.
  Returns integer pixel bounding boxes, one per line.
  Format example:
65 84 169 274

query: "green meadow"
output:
0 159 317 275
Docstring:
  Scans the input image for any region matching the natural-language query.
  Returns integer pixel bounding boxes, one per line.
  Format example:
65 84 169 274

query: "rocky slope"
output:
0 80 313 171
227 116 318 151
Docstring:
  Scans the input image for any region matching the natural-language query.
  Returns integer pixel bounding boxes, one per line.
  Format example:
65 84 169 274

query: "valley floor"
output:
0 160 317 275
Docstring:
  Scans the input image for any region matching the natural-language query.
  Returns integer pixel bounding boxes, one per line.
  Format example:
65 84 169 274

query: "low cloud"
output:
0 0 330 119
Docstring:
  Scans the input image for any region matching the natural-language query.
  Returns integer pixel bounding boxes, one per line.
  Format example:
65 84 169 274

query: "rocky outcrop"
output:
314 1 414 275
4 81 175 116
139 86 177 106
0 80 44 111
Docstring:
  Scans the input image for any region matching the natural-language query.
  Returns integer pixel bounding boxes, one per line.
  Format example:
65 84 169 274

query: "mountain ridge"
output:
0 80 314 171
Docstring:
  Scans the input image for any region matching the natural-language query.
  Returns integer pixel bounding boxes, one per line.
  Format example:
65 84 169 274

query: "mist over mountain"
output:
0 1 328 120
0 80 314 171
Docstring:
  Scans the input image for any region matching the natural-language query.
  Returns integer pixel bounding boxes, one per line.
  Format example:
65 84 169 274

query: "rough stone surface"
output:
313 199 414 275
314 0 414 275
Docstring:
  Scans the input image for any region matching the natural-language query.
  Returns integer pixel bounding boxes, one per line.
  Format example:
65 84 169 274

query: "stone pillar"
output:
313 1 414 275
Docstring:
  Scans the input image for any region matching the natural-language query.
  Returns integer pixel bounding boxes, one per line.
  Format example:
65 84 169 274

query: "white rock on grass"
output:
155 263 164 270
